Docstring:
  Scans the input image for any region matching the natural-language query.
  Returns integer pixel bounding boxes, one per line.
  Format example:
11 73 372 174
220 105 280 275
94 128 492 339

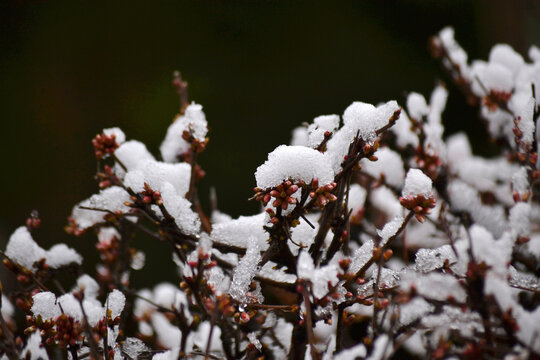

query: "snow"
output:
414 245 457 273
255 145 335 189
348 184 367 214
448 180 507 237
290 126 309 146
378 216 404 246
46 244 83 268
333 343 367 360
401 272 466 303
325 101 400 172
361 147 404 189
402 169 432 198
370 186 402 217
436 27 470 78
1 295 13 318
6 226 82 270
307 114 340 148
406 92 429 120
511 93 536 145
392 112 419 149
211 213 268 250
122 338 150 360
151 312 182 349
124 160 191 197
349 240 374 275
114 140 155 177
21 332 49 360
75 275 100 299
103 127 126 145
158 182 201 234
31 292 61 320
160 102 208 162
229 239 262 303
509 202 530 238
471 61 514 95
57 293 105 326
342 100 400 141
297 251 340 299
71 186 133 230
489 44 525 76
107 289 126 318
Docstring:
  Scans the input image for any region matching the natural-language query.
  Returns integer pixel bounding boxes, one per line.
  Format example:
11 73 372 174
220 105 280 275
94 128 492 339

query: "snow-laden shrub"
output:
1 27 540 359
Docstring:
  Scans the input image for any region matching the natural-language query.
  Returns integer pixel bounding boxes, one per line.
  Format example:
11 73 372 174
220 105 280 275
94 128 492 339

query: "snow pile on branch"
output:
255 145 334 189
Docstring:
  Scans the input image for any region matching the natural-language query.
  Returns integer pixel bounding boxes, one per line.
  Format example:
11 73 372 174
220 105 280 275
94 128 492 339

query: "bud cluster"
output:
96 165 119 189
253 180 299 211
182 129 208 154
309 178 337 208
483 90 512 113
399 194 436 222
92 133 119 160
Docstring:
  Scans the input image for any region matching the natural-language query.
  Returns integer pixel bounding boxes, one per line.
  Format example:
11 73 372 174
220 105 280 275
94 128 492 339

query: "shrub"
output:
1 27 539 360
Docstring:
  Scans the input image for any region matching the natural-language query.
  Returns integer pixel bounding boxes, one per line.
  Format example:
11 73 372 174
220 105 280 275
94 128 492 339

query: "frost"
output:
360 147 404 188
255 145 334 189
6 227 81 270
229 240 262 303
402 169 432 198
72 186 133 230
160 103 208 163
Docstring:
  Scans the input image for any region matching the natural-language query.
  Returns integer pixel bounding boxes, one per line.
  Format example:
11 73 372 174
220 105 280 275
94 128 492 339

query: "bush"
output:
1 27 539 360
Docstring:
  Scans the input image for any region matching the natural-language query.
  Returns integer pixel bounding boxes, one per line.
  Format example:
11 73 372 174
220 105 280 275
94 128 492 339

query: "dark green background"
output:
1 0 539 286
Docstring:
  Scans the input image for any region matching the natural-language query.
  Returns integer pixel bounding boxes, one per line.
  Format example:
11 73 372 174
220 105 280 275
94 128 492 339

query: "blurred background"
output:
1 0 539 287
